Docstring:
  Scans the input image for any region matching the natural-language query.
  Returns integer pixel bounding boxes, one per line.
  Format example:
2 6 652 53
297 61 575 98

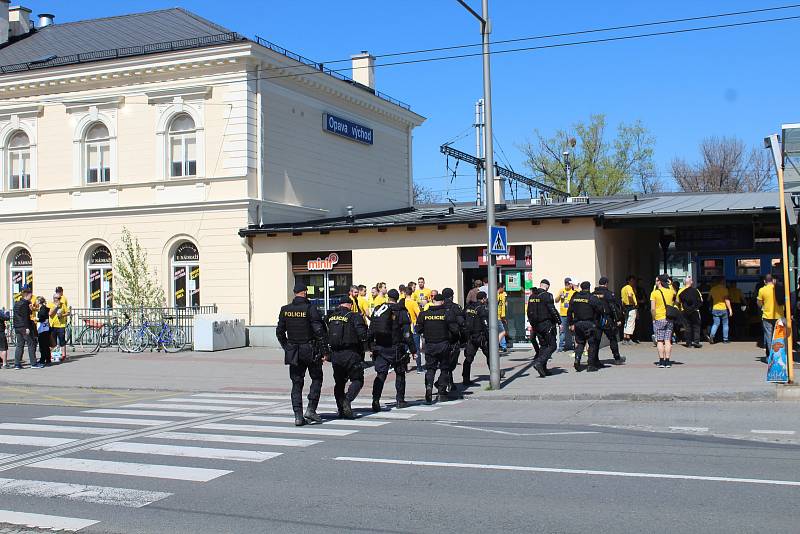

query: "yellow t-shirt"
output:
404 298 420 325
48 296 70 328
412 288 432 306
370 295 387 313
758 285 785 320
357 296 370 318
558 288 575 317
621 284 637 307
709 285 730 311
650 287 676 321
498 292 507 319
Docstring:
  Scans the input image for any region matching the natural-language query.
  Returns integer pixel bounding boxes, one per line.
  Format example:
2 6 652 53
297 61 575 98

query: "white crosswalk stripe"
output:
0 510 99 531
123 402 237 412
160 397 270 406
151 431 321 447
0 423 124 435
31 457 232 482
0 434 75 447
96 442 282 462
197 422 357 437
0 477 172 507
39 415 174 426
88 408 211 418
269 406 416 419
237 415 389 427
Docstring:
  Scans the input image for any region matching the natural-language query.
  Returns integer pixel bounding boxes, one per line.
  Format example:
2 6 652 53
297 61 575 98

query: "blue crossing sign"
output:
489 226 508 255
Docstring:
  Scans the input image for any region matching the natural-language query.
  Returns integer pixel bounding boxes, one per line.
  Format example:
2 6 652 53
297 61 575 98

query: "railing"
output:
252 35 412 111
66 305 218 349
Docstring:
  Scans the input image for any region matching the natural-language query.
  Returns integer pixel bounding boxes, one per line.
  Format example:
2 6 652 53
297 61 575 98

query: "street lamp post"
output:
456 0 501 389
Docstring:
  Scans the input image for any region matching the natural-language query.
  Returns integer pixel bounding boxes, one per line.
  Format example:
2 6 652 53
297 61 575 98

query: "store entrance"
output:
294 272 352 315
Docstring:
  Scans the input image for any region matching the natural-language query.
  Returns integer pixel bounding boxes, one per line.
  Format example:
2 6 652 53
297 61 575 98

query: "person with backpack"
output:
527 279 561 377
0 306 9 368
368 289 416 412
677 276 703 348
326 297 368 419
13 286 41 369
593 277 626 365
650 274 678 368
440 287 467 395
462 291 489 387
417 293 461 402
276 282 329 426
758 274 785 359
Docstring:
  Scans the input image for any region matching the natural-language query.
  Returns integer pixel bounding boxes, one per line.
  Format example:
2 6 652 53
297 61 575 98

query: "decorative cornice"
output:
146 86 212 104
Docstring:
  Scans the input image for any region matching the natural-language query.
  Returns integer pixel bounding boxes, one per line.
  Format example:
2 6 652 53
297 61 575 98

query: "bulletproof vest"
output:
527 288 550 323
421 307 451 343
592 287 612 316
280 299 313 343
465 303 486 334
569 291 596 322
327 307 358 349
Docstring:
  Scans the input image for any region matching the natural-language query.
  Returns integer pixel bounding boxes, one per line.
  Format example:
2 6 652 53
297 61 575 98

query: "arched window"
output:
87 245 112 309
7 131 31 190
10 248 33 304
172 242 200 307
85 122 111 184
169 114 197 178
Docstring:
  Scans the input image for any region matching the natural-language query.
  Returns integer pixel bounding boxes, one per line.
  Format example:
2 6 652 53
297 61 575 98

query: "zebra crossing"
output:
0 391 460 531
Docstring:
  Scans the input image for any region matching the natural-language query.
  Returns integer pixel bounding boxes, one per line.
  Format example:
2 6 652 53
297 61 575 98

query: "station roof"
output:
240 191 784 236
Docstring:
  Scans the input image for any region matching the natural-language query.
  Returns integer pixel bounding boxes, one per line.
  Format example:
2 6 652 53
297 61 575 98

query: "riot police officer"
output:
276 282 328 426
440 287 466 394
567 281 604 372
369 289 417 412
462 291 489 387
326 297 368 419
593 276 626 365
417 294 460 402
527 279 560 378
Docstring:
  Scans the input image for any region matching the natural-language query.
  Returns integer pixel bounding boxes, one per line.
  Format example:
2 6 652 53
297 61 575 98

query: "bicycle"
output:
127 315 187 353
70 316 103 354
99 312 133 351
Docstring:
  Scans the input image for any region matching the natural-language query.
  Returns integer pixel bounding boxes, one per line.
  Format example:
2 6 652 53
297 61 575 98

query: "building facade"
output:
0 5 423 317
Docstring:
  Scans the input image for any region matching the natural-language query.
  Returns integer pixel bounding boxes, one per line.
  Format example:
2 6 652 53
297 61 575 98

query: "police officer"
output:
567 281 604 372
417 294 460 402
369 289 417 412
462 291 489 387
527 279 560 378
326 297 368 419
440 287 466 394
593 276 626 365
276 282 328 426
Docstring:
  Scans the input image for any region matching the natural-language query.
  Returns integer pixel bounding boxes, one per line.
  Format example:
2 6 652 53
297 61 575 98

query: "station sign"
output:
323 113 373 145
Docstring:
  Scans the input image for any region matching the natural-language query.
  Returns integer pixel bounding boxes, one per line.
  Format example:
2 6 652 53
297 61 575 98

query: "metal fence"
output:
66 305 218 349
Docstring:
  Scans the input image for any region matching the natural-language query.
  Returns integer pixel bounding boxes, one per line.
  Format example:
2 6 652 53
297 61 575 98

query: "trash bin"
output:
193 314 246 351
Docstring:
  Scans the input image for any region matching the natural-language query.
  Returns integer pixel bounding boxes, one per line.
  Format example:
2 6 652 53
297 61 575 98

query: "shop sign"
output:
505 271 522 291
524 271 535 290
478 248 516 266
307 253 339 271
524 245 532 267
323 113 373 145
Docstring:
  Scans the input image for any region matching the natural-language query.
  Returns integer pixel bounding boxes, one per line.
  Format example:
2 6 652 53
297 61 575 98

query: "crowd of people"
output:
0 285 70 369
278 270 787 425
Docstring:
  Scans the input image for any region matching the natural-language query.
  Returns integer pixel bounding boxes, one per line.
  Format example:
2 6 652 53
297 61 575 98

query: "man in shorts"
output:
49 287 70 362
650 274 676 368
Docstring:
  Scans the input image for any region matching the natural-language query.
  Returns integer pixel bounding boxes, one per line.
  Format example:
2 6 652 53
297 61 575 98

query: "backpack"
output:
327 310 355 350
370 304 394 337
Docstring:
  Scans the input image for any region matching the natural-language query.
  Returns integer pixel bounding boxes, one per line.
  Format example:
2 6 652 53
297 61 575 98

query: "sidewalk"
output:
0 341 791 401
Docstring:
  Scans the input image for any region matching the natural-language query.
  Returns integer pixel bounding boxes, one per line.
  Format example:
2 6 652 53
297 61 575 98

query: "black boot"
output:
372 398 381 412
304 399 322 424
425 386 433 405
396 399 409 409
574 357 582 372
294 412 306 426
342 398 354 419
533 361 547 378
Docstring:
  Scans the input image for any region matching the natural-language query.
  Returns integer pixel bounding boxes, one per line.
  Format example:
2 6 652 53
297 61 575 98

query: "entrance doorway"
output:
291 251 353 314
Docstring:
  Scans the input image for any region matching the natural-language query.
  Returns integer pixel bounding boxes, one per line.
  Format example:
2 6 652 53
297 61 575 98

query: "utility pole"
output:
456 0 500 389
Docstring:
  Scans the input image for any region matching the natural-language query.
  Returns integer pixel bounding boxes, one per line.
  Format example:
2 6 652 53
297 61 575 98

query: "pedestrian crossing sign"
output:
490 226 508 255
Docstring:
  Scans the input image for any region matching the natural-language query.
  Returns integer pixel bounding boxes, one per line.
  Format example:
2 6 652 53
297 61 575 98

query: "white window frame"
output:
7 131 31 190
84 123 111 185
155 104 205 180
0 120 37 193
72 111 117 188
168 115 197 179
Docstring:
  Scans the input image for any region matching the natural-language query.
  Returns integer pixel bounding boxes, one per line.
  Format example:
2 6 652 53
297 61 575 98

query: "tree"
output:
114 227 166 310
412 182 441 204
671 136 774 193
520 114 657 196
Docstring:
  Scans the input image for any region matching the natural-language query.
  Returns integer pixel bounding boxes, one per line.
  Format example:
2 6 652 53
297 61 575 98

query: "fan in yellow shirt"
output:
757 274 785 358
412 277 432 306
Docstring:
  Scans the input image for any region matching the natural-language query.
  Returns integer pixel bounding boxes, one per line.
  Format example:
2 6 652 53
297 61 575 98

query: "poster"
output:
524 271 534 290
766 320 789 383
505 271 522 291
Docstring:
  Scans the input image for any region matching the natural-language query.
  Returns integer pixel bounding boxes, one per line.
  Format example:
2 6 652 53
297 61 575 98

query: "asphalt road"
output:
0 394 799 533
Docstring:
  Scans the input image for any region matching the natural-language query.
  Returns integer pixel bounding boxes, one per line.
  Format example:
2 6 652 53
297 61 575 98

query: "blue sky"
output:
34 1 800 201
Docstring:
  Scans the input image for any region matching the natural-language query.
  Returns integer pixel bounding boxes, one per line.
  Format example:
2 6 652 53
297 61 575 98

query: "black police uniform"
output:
526 287 560 376
442 298 466 392
567 290 604 371
593 286 624 362
462 301 489 385
276 296 327 423
325 304 368 419
369 302 417 409
416 304 460 400
678 286 703 346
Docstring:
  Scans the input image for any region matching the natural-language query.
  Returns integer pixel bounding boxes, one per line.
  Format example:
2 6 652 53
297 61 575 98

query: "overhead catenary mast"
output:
474 99 485 206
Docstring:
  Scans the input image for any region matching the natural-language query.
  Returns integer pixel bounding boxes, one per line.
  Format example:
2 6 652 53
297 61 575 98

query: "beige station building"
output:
0 4 423 319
